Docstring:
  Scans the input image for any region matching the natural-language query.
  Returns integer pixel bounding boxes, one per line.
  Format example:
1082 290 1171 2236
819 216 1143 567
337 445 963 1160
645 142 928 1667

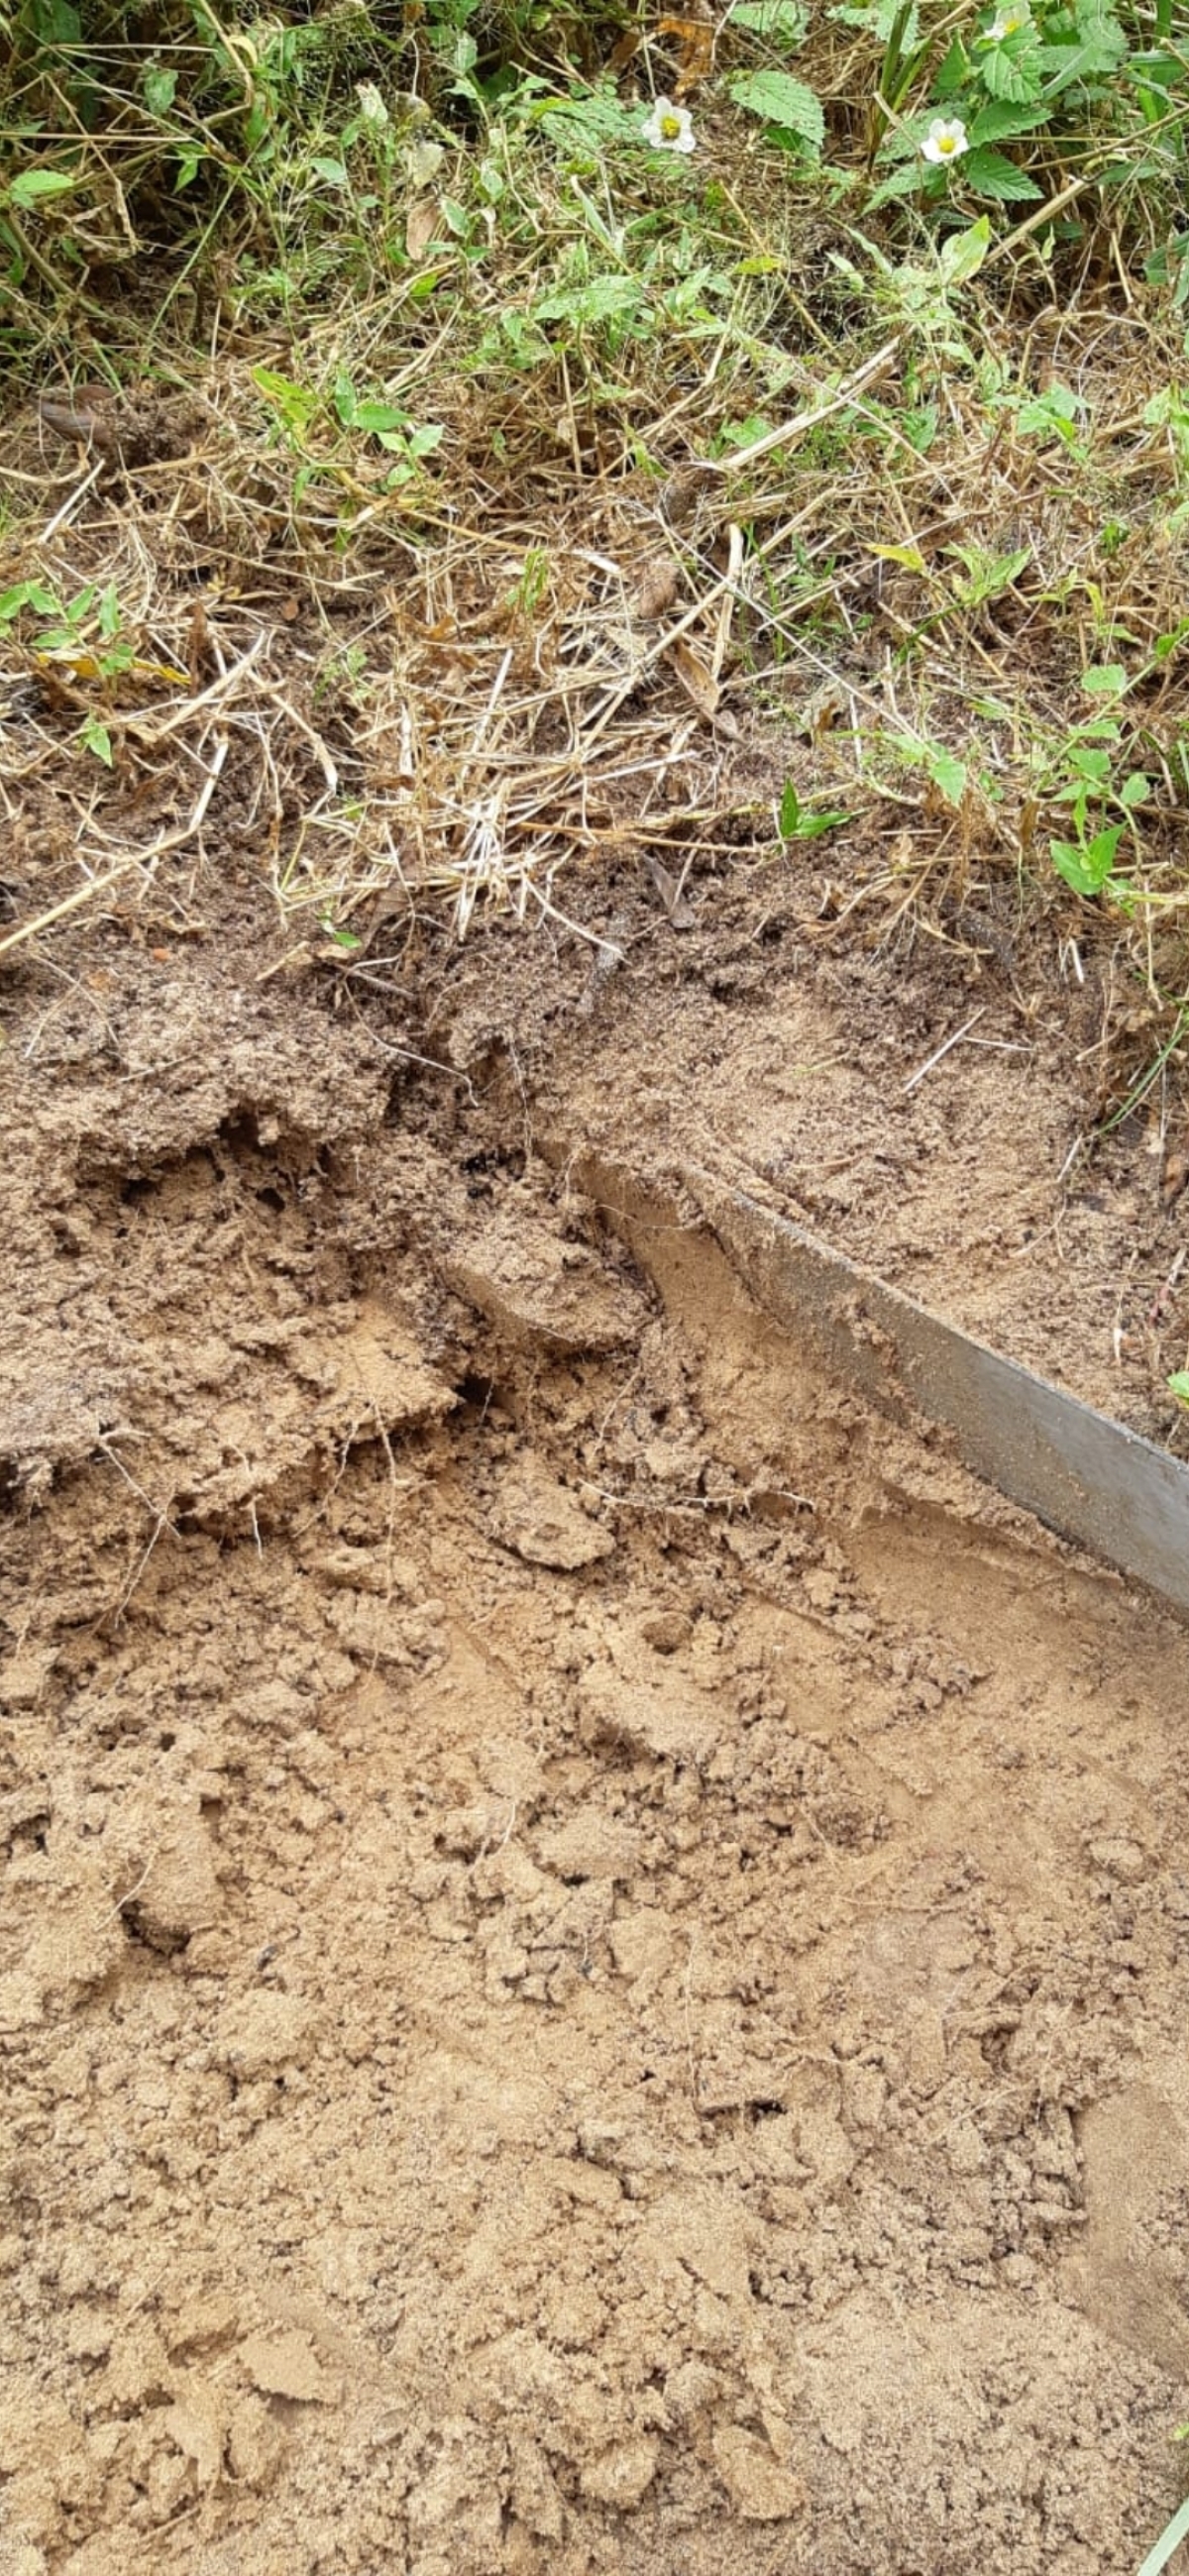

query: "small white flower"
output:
987 5 1028 34
643 96 697 154
921 116 969 163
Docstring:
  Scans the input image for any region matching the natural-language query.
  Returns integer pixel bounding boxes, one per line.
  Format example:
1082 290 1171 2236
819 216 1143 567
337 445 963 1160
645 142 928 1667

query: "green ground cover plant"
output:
1 0 1188 1142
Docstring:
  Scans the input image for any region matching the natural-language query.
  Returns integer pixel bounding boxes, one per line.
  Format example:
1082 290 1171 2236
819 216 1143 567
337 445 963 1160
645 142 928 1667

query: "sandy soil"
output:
3 884 1189 2576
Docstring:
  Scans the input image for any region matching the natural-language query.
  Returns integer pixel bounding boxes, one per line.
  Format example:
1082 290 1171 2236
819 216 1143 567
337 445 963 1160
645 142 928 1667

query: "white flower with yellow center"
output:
988 6 1028 34
644 96 697 154
921 116 969 163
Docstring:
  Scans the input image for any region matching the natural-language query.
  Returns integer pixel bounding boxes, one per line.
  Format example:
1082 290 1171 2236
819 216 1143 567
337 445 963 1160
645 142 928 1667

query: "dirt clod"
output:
2 922 1188 2576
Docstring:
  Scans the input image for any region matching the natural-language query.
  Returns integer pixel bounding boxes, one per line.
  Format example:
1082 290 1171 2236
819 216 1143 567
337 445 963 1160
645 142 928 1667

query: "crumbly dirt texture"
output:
3 883 1189 2576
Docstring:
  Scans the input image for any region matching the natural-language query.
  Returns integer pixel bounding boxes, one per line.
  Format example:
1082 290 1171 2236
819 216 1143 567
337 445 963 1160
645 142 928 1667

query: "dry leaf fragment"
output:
406 198 441 260
666 635 720 721
643 850 698 928
606 26 643 71
635 561 680 621
659 9 715 94
799 680 848 739
405 137 445 186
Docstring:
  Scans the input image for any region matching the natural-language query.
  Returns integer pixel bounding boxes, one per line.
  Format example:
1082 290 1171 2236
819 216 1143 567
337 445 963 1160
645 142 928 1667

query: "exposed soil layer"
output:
3 903 1189 2576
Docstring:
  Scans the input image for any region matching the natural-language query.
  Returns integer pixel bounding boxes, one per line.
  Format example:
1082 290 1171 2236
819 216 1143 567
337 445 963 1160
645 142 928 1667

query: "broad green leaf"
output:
79 714 113 766
1119 771 1151 807
939 216 992 285
533 274 642 326
354 399 412 434
1170 1372 1189 1406
726 69 825 152
8 169 77 207
0 581 60 621
928 747 967 805
143 65 178 115
1050 823 1123 893
1081 663 1128 695
1064 746 1113 784
31 0 81 36
1016 381 1084 437
311 157 350 189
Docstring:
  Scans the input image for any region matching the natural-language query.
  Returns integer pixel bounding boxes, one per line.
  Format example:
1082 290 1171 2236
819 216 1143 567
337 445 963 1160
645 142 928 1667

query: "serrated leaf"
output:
933 36 969 94
968 98 1051 141
1081 663 1129 696
981 46 1038 100
726 69 824 151
961 148 1043 200
727 0 808 36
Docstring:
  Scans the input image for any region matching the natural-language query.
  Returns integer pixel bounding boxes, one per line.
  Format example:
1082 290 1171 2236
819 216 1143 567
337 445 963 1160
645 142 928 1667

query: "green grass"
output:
2 0 1189 1127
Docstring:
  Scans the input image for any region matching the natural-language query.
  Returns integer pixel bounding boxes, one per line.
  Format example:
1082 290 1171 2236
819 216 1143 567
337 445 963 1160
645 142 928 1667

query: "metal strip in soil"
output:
689 1171 1189 1621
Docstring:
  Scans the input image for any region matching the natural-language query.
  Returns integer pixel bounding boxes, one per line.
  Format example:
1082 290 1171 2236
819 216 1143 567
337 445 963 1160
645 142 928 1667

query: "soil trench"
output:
3 978 1189 2576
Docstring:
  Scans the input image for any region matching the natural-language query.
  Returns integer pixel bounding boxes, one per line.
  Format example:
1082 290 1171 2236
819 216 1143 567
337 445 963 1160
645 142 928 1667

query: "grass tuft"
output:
1 0 1188 1121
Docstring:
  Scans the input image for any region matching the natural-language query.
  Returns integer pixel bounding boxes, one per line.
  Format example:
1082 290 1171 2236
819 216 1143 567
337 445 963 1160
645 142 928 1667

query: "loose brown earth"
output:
3 854 1189 2576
